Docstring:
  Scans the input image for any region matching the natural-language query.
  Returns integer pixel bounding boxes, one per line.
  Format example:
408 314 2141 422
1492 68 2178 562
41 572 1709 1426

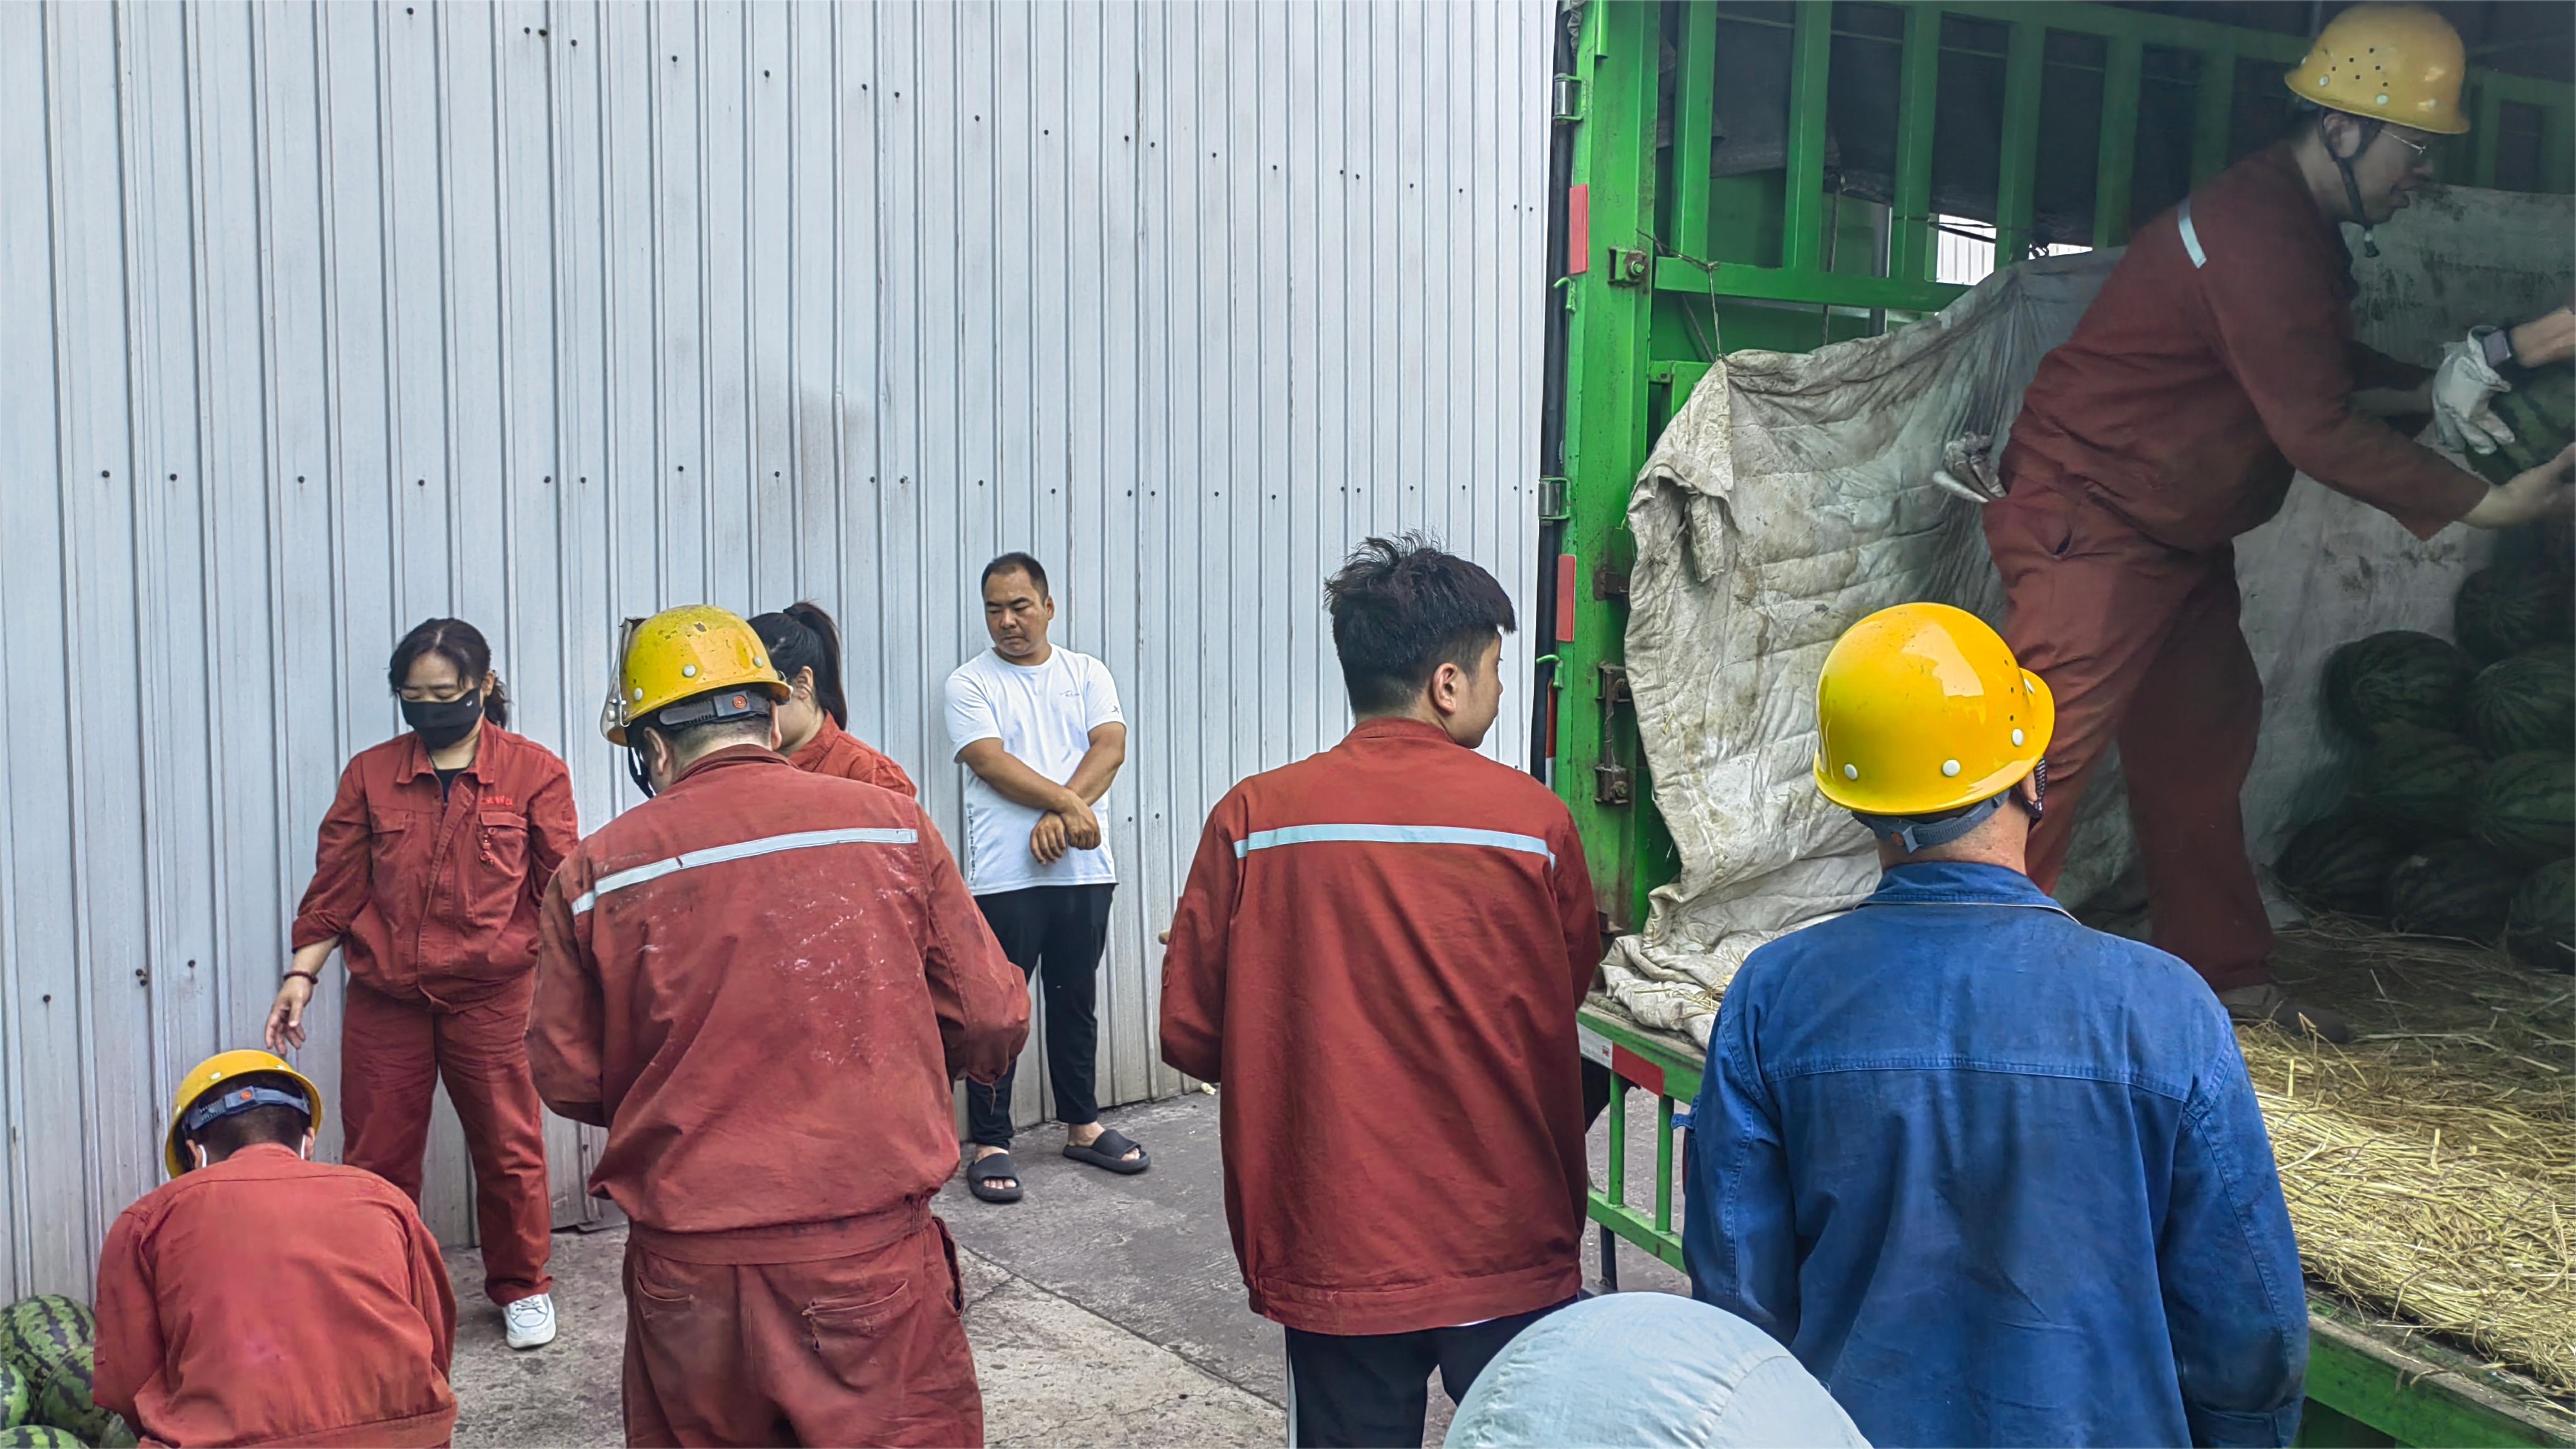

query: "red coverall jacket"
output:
1159 718 1601 1336
528 746 1027 1243
94 1145 458 1448
2004 140 2485 548
292 726 580 1004
786 714 918 799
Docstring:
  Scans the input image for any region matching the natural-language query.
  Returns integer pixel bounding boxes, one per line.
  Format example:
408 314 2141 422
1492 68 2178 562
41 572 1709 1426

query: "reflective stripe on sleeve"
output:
570 827 919 914
1232 823 1556 865
2178 197 2207 270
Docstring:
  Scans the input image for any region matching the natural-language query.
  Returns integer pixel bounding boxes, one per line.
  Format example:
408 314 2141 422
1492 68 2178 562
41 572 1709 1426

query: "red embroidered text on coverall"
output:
1991 142 2487 992
291 724 577 1305
1159 718 1601 1335
94 1144 459 1449
785 714 918 798
528 747 1028 1449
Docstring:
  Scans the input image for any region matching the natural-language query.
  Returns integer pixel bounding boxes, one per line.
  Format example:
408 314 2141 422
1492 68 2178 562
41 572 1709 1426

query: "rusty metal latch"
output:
1594 663 1635 805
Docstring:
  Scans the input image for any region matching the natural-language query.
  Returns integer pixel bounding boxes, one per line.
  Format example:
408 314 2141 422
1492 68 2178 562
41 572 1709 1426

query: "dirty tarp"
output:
1605 186 2576 1047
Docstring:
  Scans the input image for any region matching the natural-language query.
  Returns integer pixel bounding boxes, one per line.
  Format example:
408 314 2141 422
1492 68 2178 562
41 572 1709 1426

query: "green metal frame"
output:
1577 1004 2576 1447
1552 4 2576 1442
1551 0 2576 930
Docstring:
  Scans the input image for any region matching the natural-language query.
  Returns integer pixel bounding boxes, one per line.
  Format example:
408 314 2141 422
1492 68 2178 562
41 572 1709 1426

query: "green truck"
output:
1539 3 2575 1444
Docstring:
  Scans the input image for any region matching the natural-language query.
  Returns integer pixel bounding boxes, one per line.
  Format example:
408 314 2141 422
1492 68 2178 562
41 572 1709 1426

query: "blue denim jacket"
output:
1684 860 2306 1448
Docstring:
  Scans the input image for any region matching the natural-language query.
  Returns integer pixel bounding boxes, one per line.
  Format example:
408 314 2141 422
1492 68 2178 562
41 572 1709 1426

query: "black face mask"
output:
402 693 484 750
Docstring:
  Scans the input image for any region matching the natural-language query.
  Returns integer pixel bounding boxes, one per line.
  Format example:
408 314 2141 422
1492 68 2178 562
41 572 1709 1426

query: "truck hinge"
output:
1591 562 1629 601
1593 663 1635 806
1551 73 1584 125
1538 476 1569 521
1604 247 1651 286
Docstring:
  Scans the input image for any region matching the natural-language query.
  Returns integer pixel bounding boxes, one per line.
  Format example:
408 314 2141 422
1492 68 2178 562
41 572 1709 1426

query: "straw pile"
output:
2243 917 2574 1396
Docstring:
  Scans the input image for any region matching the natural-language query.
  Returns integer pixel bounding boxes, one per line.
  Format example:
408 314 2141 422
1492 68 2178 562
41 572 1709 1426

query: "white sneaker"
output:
505 1292 557 1350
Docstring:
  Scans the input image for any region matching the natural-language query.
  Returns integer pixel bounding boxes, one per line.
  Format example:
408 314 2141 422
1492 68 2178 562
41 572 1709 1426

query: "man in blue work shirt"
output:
1684 602 2307 1448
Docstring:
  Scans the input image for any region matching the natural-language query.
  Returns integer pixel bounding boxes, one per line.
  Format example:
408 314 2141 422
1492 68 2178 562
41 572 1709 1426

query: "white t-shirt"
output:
943 646 1123 894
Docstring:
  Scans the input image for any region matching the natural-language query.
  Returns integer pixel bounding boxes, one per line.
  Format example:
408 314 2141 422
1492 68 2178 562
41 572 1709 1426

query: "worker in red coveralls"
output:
96 1050 458 1449
528 604 1028 1449
753 602 919 797
269 617 575 1350
1160 535 1601 1449
1990 3 2575 1043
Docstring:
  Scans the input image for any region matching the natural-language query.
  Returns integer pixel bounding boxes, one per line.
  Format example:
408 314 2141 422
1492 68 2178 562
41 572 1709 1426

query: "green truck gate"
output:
1541 3 2576 1443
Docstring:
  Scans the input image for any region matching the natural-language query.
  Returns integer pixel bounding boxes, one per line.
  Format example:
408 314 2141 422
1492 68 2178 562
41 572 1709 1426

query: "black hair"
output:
981 552 1050 598
184 1072 312 1162
388 618 511 728
635 712 774 760
752 602 849 728
1324 534 1517 714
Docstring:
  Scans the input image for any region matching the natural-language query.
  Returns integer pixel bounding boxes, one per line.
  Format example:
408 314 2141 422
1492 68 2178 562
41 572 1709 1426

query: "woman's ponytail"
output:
752 602 850 728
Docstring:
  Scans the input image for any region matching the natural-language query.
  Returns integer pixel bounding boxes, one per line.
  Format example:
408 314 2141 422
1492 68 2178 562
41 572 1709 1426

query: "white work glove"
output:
2431 335 2514 456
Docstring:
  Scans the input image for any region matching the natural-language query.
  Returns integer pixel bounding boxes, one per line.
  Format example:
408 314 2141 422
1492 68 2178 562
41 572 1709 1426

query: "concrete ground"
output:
445 1090 1685 1447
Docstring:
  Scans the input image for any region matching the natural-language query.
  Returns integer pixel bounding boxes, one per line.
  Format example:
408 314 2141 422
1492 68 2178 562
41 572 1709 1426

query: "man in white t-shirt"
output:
945 552 1147 1204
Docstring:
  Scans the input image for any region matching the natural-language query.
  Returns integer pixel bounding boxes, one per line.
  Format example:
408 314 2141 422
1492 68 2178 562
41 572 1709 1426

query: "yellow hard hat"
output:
1813 602 2054 818
600 604 788 745
166 1049 324 1178
2285 4 2469 136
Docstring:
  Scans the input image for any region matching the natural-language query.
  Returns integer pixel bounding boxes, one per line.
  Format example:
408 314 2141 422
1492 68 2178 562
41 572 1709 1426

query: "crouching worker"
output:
95 1051 458 1448
1684 603 2307 1448
529 606 1030 1448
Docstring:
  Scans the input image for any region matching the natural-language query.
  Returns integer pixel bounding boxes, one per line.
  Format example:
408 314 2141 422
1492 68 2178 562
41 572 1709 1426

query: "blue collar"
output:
1863 860 2072 914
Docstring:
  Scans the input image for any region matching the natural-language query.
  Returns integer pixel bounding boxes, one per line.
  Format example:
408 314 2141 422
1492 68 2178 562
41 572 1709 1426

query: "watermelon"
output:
0 1360 25 1430
2453 567 2572 663
2324 632 2475 741
2385 840 2521 941
0 1428 84 1449
2273 812 2410 914
31 1345 133 1448
2470 362 2576 486
2468 649 2574 755
2355 726 2487 839
2470 751 2575 865
0 1299 90 1381
2505 858 2573 972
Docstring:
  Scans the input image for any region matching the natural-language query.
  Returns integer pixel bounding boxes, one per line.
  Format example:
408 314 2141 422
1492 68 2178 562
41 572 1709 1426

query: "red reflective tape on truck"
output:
1610 1045 1667 1097
1555 555 1577 642
1567 185 1591 275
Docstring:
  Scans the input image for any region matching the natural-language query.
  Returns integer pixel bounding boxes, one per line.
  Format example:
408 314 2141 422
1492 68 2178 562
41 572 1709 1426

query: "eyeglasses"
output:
2384 130 2433 161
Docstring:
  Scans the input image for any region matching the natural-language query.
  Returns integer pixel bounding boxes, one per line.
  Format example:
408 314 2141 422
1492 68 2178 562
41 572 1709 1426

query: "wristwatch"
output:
2473 325 2516 371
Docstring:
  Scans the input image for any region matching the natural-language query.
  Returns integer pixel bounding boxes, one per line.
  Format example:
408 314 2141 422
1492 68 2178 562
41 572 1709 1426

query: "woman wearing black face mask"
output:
265 618 578 1353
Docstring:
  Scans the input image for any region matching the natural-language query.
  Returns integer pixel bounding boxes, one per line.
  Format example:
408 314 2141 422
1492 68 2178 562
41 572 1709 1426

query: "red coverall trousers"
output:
341 972 556 1305
1985 473 2273 992
619 1211 980 1448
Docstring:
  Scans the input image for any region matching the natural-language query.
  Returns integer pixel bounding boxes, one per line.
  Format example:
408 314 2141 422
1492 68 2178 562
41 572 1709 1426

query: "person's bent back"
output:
1684 604 2306 1448
96 1052 458 1449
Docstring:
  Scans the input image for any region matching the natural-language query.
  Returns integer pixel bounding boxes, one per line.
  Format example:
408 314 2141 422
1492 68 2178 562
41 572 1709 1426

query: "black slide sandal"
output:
966 1152 1024 1204
1063 1128 1151 1175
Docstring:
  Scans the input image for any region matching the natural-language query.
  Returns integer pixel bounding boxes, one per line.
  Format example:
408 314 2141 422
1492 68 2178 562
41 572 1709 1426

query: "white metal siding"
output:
0 0 1548 1299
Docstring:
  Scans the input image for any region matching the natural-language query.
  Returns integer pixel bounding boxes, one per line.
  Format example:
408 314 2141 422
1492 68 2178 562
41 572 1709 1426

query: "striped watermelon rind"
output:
2468 650 2575 757
0 1359 26 1431
2470 751 2575 867
2274 812 2409 914
2355 727 2487 840
0 1299 91 1383
33 1343 132 1448
0 1426 86 1449
2385 840 2522 941
2470 362 2575 486
2324 632 2475 741
2453 565 2574 665
2505 858 2574 972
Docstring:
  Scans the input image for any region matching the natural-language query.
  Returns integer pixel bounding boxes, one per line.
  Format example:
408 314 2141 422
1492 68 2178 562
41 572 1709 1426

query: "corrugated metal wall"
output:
0 0 1548 1299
